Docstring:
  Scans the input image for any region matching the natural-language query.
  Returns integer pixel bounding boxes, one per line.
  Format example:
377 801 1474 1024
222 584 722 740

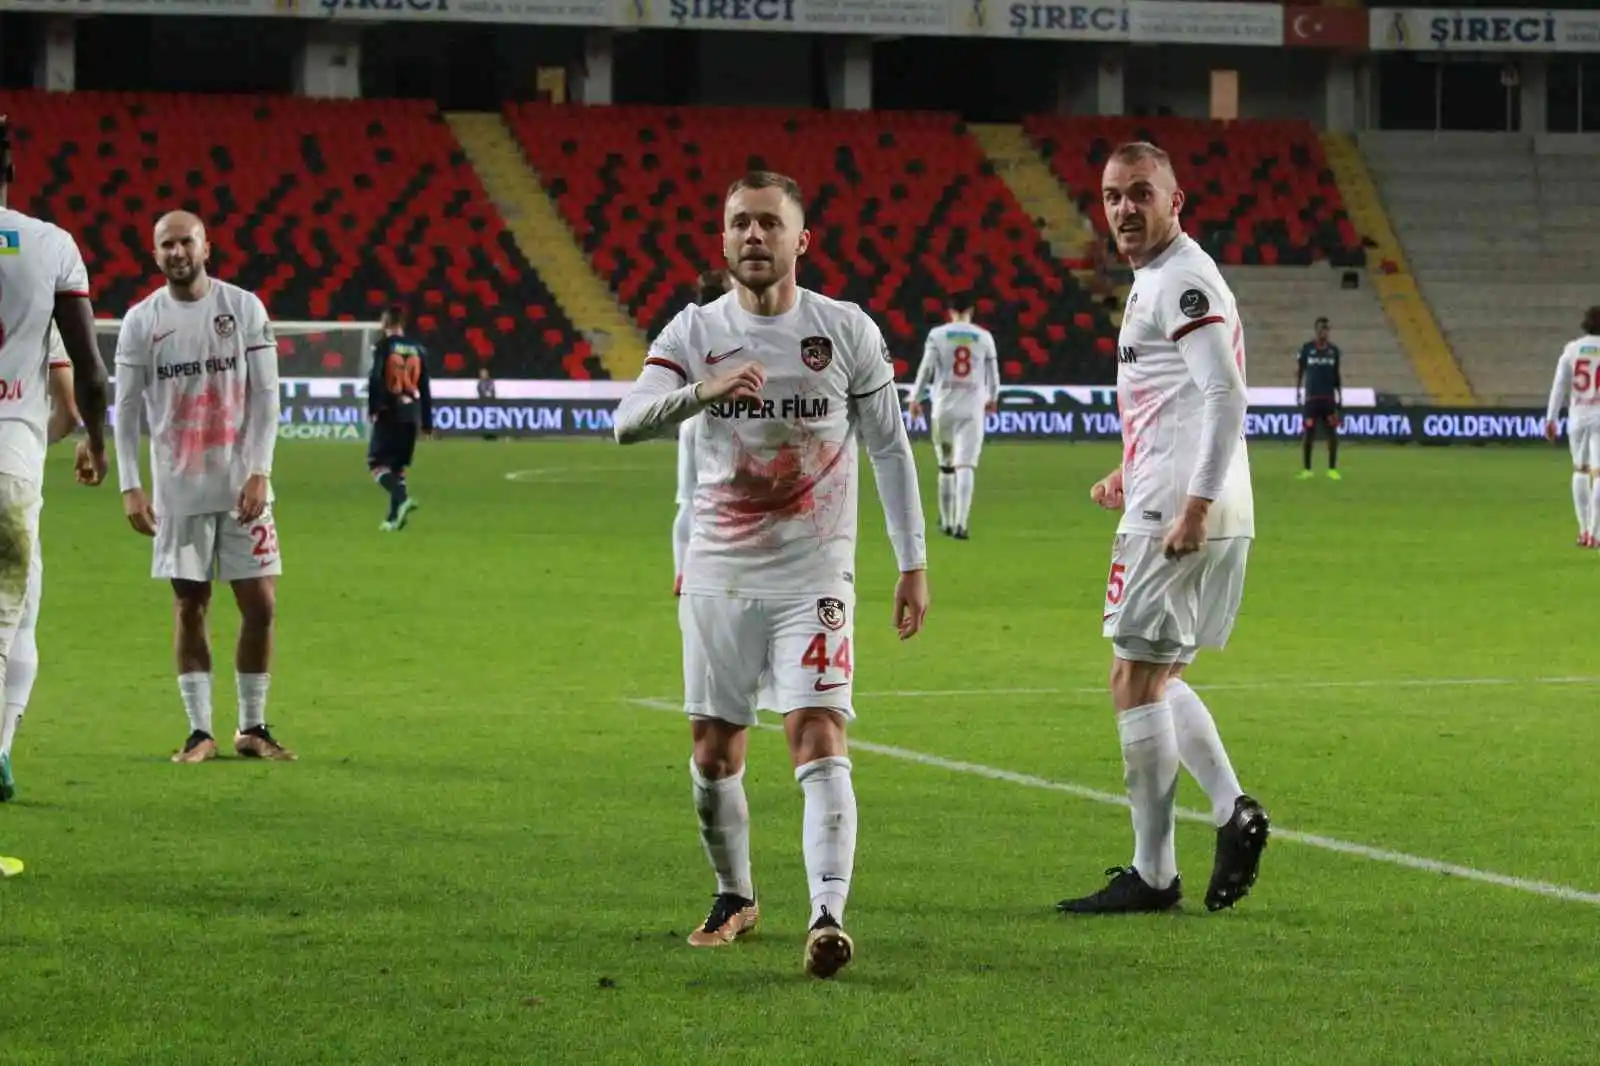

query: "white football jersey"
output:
115 280 276 517
647 288 896 598
1115 233 1254 540
915 321 999 421
0 208 90 484
1546 335 1600 429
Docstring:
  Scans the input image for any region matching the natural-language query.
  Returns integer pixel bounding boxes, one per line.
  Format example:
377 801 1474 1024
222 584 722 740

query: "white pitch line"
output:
626 696 1600 908
855 675 1600 699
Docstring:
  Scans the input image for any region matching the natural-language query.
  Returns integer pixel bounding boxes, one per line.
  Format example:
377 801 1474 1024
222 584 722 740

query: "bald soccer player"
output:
114 211 294 765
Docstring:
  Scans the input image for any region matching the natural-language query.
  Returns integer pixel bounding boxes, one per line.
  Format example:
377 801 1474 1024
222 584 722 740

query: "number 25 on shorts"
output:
801 633 853 692
250 523 279 559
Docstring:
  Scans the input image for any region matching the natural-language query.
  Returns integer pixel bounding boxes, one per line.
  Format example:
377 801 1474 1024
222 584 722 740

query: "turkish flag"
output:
1283 5 1368 49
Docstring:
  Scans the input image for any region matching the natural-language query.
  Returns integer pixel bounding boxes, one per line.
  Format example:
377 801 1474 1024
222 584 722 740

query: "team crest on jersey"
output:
800 336 833 372
213 313 237 338
1178 289 1210 320
816 597 846 631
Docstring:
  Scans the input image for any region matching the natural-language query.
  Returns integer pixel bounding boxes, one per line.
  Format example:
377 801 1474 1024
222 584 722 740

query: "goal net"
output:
92 319 382 381
94 319 382 442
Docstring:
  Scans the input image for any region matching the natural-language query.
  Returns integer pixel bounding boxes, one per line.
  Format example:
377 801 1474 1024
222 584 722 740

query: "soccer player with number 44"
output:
114 211 294 765
1060 143 1271 918
615 171 929 980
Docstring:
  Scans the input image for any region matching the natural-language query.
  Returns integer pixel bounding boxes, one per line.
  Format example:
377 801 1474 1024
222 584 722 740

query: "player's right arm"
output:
113 308 157 536
982 330 1000 413
907 334 937 421
614 310 761 444
366 337 389 423
1546 346 1575 441
1294 344 1306 405
48 230 109 483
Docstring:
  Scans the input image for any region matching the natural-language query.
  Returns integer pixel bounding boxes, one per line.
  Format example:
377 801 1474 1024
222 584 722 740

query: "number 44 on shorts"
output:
801 633 852 692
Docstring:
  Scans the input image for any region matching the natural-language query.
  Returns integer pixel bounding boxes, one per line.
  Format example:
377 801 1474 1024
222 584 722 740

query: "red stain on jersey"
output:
170 384 241 475
709 436 845 542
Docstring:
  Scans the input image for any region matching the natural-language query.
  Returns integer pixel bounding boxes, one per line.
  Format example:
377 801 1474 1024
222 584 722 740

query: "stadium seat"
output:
505 103 1121 383
1021 116 1365 269
0 90 594 379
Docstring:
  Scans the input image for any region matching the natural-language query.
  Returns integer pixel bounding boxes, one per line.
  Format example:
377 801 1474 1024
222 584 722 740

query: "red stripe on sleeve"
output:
1170 315 1224 343
55 290 91 298
645 356 688 382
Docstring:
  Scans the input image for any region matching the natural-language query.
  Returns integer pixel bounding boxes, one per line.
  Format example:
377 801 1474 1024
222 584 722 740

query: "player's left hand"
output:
1163 499 1209 560
74 441 106 486
237 474 269 523
985 401 998 415
907 402 923 422
893 568 929 640
1545 420 1560 443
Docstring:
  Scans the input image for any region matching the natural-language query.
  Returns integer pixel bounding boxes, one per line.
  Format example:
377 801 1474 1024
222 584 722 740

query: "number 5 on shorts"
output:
1105 562 1127 610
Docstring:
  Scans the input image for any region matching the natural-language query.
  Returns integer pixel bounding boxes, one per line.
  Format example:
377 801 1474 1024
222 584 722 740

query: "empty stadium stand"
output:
1220 265 1423 398
0 90 595 379
504 102 1122 384
1360 131 1598 404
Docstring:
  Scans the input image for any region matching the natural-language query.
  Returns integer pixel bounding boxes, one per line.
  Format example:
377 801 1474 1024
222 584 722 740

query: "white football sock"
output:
954 467 975 530
1167 678 1244 827
178 672 213 736
237 673 270 732
1117 701 1179 890
690 760 754 900
1573 473 1592 535
0 704 17 762
2 632 34 761
1588 478 1600 539
797 755 856 925
937 472 955 529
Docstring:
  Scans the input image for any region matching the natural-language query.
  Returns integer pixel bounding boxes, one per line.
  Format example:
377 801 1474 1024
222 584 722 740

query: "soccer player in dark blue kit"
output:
1295 316 1342 480
367 305 432 530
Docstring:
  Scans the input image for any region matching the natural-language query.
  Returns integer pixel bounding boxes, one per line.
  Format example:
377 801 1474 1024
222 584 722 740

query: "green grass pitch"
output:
3 437 1599 1065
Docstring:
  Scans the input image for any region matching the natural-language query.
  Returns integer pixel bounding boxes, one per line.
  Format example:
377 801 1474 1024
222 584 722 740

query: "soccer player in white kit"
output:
0 327 92 803
908 295 998 540
1058 143 1270 916
616 171 930 979
114 211 293 765
1542 306 1600 548
0 117 112 825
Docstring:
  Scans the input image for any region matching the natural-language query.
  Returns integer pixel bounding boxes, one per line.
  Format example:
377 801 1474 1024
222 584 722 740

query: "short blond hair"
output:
725 170 806 218
1109 141 1174 172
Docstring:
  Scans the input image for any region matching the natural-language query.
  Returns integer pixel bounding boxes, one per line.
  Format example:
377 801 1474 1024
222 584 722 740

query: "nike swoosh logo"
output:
153 329 176 343
705 347 744 365
820 875 847 883
813 679 849 692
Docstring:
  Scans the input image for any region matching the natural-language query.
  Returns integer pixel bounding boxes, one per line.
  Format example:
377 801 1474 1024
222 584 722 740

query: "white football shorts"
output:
1569 421 1600 471
153 506 283 583
679 588 856 727
1102 534 1251 665
0 474 43 660
932 413 985 469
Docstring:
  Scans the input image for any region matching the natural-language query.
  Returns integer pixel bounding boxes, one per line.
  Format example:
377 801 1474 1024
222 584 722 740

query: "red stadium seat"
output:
0 89 593 379
505 102 1119 383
